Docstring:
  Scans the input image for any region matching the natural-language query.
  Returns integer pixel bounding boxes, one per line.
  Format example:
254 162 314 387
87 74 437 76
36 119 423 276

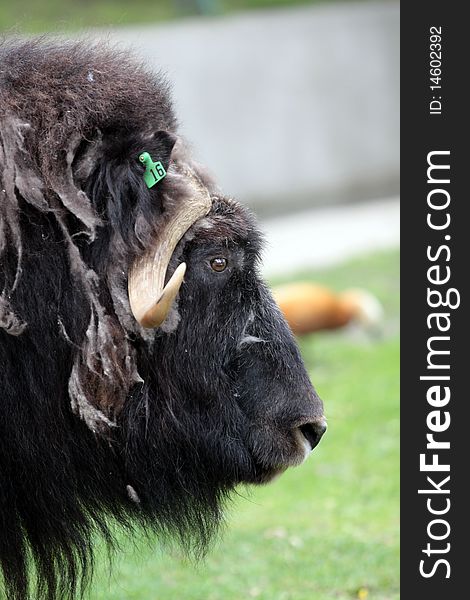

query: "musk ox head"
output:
0 39 325 600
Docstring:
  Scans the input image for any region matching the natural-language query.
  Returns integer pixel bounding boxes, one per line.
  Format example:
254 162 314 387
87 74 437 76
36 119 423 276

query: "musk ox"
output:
0 39 326 600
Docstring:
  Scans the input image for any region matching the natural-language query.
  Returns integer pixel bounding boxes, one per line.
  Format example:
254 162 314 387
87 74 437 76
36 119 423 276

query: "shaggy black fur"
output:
0 39 324 599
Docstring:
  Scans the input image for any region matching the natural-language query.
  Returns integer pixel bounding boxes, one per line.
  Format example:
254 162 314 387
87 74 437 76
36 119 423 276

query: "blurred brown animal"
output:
272 283 383 336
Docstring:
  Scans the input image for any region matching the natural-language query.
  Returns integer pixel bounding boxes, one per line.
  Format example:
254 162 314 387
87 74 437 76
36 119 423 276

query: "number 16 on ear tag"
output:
139 152 167 188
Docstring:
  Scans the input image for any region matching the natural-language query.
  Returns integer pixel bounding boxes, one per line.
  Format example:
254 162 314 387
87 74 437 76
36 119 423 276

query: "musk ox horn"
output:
128 171 212 328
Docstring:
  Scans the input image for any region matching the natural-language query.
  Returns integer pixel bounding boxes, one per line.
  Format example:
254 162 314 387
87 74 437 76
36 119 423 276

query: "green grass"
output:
0 0 368 34
87 249 399 600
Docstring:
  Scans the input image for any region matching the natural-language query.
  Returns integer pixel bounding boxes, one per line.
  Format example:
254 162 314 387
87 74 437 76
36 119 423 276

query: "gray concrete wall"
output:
88 1 399 215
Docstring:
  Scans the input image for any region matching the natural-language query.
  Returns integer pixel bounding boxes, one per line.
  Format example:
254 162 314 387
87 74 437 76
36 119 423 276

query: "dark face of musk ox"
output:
129 198 326 494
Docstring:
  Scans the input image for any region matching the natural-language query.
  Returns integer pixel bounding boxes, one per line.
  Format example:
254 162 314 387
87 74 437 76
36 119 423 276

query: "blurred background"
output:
1 1 399 599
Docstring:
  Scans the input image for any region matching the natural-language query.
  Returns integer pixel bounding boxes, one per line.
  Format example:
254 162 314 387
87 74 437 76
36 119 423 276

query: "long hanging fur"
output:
0 38 188 432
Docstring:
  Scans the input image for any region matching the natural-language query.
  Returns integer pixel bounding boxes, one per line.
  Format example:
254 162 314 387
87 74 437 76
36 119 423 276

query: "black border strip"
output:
401 4 467 597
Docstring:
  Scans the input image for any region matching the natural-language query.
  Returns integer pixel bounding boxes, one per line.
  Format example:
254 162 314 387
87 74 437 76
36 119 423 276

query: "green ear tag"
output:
139 152 167 188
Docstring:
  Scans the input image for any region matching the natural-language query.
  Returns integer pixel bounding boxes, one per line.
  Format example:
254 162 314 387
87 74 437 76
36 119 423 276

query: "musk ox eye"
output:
210 257 228 272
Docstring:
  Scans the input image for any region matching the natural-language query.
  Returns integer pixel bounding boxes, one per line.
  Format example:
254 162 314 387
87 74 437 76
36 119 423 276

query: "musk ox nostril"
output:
299 420 327 451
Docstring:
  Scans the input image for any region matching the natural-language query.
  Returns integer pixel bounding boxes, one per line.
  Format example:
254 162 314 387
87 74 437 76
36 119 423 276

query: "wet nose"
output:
298 418 327 451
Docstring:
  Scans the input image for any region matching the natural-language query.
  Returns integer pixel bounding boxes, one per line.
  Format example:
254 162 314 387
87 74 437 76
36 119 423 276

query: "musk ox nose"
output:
297 418 327 452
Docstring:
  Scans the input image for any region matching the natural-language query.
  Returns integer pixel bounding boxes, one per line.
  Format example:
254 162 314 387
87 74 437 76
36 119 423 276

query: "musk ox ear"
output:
79 129 178 249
